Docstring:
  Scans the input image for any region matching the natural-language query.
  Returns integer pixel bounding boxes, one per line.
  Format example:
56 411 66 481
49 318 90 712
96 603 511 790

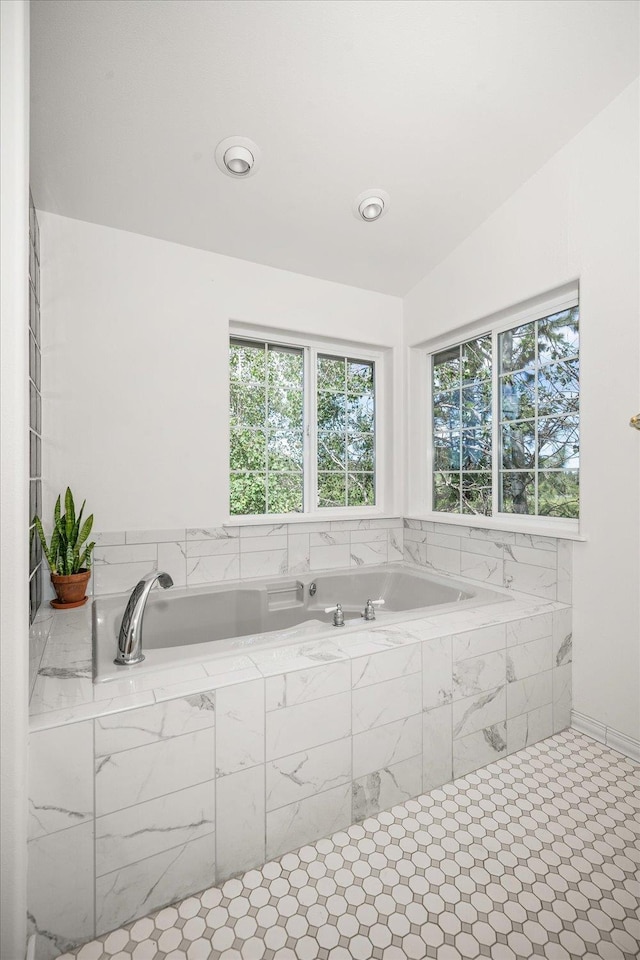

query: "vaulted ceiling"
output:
30 0 639 295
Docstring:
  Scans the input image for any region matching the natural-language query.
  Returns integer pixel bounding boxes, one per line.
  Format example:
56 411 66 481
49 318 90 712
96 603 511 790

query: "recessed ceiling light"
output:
224 145 254 175
215 137 261 179
359 197 384 221
353 189 390 222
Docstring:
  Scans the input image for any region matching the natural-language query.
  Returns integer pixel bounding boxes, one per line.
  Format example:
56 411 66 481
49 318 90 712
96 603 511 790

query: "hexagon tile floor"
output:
57 729 640 960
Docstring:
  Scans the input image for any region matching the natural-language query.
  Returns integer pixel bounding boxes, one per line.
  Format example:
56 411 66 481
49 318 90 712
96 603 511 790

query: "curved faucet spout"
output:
115 570 173 666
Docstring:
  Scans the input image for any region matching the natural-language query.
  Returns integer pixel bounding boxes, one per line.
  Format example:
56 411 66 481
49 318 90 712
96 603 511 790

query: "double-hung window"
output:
229 336 377 517
430 298 579 521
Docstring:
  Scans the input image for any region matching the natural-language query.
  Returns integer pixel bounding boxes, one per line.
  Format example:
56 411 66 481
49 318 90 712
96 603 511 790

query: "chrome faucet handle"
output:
324 603 345 627
362 598 385 621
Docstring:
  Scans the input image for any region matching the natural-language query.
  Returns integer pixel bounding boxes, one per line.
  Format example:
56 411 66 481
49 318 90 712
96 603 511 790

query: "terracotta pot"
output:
50 569 91 608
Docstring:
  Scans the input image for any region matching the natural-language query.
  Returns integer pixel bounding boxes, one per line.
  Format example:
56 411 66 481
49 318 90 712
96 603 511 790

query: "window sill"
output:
223 510 400 528
407 512 586 542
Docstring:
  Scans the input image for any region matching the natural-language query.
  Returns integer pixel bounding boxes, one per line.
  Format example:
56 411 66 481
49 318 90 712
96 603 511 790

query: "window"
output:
229 339 304 515
430 302 579 521
433 335 492 514
230 336 377 517
317 356 375 508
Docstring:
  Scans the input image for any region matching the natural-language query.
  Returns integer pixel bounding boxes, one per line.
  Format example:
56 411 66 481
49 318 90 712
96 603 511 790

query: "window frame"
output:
227 326 386 523
423 289 581 536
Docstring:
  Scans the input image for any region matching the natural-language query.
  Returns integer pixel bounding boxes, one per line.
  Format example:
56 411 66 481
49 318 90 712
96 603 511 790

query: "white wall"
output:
0 1 30 956
40 215 403 531
404 81 640 743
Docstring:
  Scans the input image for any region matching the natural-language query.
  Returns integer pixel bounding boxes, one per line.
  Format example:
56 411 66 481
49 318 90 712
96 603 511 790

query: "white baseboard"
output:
606 727 640 764
571 710 606 742
571 710 640 763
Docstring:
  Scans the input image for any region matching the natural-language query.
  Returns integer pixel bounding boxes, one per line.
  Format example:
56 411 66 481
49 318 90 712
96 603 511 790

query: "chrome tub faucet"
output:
362 598 385 621
325 603 345 627
114 570 173 666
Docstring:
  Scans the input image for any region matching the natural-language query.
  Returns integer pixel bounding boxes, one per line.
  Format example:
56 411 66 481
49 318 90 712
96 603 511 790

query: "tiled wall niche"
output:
28 600 572 958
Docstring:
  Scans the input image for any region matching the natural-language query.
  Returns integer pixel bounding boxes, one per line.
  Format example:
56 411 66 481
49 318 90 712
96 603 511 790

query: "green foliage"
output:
229 473 266 516
538 471 579 519
433 335 495 518
34 487 95 575
433 336 492 393
316 356 375 510
433 471 492 516
229 340 376 516
318 472 346 508
498 310 579 518
229 472 304 515
433 310 580 519
230 340 306 515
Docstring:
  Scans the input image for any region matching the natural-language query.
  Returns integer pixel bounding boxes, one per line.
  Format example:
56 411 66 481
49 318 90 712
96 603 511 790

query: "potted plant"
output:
34 487 96 608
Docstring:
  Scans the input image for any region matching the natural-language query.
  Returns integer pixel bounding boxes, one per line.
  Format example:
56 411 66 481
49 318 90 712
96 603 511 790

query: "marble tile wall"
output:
28 606 571 958
89 519 404 597
403 517 573 602
31 513 572 702
29 606 54 699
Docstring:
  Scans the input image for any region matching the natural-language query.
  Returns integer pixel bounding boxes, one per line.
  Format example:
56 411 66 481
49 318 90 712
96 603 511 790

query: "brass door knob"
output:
630 414 640 430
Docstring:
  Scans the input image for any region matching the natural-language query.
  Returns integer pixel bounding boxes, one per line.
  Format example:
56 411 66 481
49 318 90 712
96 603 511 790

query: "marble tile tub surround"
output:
28 595 571 957
90 519 405 597
29 605 54 699
54 730 640 960
404 517 572 602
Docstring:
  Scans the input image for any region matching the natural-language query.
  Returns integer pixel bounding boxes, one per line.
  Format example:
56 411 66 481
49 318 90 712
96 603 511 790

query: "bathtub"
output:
93 562 507 682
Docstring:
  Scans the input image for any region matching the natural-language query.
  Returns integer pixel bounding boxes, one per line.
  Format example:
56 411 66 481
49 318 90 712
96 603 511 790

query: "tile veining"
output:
27 533 575 957
54 730 639 960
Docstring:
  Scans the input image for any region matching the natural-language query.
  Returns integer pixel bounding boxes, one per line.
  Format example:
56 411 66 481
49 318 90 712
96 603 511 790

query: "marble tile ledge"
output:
29 585 569 733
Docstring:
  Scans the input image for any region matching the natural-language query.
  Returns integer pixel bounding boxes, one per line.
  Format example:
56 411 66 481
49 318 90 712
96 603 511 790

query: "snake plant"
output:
34 487 95 576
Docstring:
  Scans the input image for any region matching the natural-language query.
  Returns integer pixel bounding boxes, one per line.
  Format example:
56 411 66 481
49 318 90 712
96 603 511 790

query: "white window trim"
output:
420 287 581 537
226 323 388 523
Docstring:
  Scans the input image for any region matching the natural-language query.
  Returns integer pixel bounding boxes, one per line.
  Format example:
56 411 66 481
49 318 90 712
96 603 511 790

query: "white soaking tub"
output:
93 562 507 682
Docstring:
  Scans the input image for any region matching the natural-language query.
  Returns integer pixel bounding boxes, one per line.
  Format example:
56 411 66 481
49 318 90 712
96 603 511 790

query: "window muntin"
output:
317 355 375 508
432 335 492 515
498 306 579 518
430 304 579 520
230 339 304 516
230 338 377 516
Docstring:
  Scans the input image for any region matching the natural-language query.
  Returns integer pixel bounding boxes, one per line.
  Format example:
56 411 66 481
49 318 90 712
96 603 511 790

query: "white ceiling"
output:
30 0 639 296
